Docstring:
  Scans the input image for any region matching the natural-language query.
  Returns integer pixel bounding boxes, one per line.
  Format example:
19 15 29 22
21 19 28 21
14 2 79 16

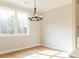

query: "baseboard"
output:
41 44 69 52
0 44 41 54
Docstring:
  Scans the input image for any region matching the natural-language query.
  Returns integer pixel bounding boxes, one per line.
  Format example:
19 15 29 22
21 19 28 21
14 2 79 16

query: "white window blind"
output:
0 6 29 36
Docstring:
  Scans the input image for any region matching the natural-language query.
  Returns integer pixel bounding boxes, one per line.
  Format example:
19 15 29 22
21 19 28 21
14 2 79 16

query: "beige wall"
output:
76 0 79 48
76 4 79 36
41 3 74 52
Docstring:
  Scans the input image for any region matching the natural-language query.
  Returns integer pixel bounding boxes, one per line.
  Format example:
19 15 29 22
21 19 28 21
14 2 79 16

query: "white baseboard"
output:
41 44 68 52
0 44 41 54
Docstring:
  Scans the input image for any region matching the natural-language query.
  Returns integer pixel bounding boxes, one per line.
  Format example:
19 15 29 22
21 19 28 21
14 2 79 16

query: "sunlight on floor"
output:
24 49 70 59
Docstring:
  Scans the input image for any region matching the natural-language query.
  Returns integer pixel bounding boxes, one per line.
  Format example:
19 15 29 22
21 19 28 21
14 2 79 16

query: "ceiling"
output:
0 0 72 13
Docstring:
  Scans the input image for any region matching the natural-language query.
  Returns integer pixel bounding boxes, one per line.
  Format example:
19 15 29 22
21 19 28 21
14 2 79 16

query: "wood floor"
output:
0 46 70 58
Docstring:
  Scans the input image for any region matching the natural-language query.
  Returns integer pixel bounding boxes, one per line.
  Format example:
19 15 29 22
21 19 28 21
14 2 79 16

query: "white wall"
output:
0 2 41 54
0 0 76 53
41 3 74 52
0 22 40 54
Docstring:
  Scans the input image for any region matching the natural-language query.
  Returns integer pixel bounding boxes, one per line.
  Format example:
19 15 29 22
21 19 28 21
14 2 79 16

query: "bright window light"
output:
0 6 29 36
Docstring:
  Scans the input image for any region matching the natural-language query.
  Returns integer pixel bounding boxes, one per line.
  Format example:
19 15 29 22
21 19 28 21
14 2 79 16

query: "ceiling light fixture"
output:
28 0 43 21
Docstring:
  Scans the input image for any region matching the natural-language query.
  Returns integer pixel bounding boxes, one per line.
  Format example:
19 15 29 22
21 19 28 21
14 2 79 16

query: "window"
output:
0 7 29 36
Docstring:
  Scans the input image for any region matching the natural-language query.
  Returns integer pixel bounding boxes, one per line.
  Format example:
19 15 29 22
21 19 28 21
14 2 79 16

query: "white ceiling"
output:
0 0 72 12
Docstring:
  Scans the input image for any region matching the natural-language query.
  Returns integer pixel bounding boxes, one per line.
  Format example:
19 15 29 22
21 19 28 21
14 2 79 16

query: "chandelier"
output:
28 0 43 21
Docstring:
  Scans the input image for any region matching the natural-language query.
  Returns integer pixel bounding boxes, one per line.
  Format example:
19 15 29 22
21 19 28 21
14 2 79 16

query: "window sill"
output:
0 34 29 37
